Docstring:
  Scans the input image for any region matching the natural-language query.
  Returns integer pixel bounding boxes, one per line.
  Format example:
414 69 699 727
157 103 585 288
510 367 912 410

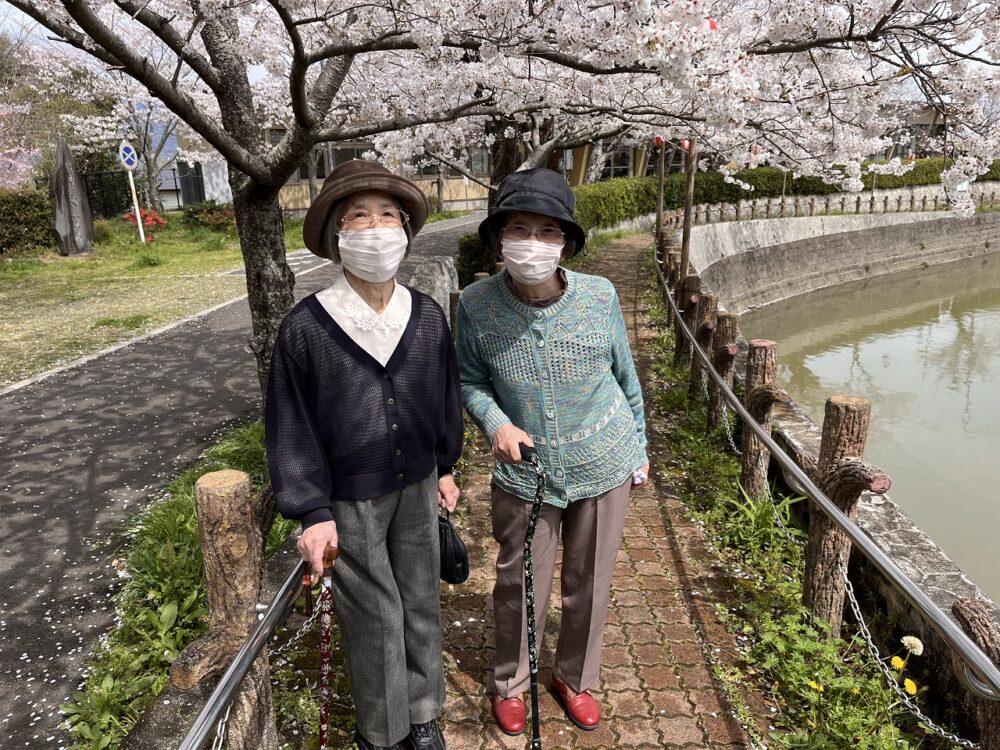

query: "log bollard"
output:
803 396 891 639
473 271 489 283
708 312 738 431
740 340 782 499
952 598 1000 749
171 470 278 750
688 292 717 400
673 274 700 367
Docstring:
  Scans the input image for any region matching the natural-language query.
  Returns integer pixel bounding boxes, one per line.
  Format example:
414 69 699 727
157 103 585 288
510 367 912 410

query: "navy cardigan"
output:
265 289 463 528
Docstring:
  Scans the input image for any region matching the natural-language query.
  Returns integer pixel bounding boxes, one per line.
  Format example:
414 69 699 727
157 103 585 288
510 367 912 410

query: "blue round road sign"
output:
119 140 139 171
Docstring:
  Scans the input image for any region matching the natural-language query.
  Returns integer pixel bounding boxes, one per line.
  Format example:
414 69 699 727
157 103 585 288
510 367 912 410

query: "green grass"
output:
92 314 154 331
60 420 298 750
426 209 471 223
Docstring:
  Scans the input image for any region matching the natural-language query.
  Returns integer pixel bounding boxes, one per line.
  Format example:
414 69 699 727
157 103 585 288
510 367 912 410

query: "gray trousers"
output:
491 479 630 698
328 472 444 746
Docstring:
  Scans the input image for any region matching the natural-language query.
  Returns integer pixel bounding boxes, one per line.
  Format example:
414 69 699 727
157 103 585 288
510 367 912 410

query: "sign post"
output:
118 139 145 244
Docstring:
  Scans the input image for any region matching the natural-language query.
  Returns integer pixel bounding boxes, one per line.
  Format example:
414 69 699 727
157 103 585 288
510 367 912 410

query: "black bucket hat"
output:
478 168 586 256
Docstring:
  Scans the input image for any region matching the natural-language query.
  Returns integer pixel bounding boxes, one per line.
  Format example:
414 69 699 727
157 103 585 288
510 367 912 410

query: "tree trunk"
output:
144 154 163 213
230 171 295 398
489 117 520 211
307 150 319 202
586 139 605 183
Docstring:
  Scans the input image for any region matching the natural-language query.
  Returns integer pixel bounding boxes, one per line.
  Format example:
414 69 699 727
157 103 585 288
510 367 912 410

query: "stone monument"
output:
49 139 94 256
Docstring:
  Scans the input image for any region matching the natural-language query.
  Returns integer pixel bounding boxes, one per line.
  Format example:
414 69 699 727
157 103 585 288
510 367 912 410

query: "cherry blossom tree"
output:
0 25 39 187
4 0 997 393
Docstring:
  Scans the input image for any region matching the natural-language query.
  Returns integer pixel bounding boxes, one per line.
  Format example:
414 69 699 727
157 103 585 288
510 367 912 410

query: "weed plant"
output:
644 286 952 749
60 421 296 749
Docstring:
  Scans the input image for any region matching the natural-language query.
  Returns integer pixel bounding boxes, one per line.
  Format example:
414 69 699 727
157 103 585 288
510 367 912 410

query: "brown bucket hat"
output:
302 159 430 258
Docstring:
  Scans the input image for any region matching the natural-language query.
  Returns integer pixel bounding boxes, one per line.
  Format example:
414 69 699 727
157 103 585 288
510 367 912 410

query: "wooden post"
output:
676 136 698 299
740 340 782 499
449 289 461 336
688 293 717 400
952 598 1000 749
708 312 738 431
473 271 489 283
803 396 891 639
673 274 700 367
171 470 278 750
655 142 666 251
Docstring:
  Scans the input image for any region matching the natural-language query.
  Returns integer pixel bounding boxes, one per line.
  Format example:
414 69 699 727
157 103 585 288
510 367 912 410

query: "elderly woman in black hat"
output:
265 159 463 750
455 168 649 736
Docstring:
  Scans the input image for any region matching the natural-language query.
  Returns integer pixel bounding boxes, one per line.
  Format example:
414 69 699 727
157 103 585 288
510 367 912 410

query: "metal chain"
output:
269 596 323 659
209 703 231 750
839 555 979 749
700 376 742 456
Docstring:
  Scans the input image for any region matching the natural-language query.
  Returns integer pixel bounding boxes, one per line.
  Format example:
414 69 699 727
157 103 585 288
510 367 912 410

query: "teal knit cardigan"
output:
456 269 649 507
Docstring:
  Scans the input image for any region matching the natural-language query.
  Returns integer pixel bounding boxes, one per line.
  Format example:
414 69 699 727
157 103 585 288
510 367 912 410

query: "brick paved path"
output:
438 237 753 749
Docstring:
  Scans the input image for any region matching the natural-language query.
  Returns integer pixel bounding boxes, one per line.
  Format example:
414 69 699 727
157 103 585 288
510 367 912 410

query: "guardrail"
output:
177 559 306 750
652 244 1000 704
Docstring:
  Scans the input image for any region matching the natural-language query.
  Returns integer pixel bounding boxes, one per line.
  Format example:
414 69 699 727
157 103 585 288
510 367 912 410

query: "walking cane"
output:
317 543 339 750
520 444 546 750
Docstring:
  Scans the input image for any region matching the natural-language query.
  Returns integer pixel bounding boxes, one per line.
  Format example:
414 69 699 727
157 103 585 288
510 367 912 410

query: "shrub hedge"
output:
0 188 55 256
456 159 1000 284
182 200 236 233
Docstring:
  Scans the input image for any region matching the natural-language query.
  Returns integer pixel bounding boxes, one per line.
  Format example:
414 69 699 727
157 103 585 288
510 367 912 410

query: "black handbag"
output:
438 512 469 584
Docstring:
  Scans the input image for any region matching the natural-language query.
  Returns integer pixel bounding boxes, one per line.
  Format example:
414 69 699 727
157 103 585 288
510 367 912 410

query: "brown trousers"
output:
491 479 630 697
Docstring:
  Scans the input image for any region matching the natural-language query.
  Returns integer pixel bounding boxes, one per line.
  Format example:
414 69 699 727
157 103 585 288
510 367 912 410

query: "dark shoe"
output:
551 675 600 730
405 719 446 750
355 732 404 750
491 693 526 736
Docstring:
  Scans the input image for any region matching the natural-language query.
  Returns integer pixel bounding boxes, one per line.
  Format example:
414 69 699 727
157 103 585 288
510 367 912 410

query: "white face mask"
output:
501 239 563 286
337 227 408 283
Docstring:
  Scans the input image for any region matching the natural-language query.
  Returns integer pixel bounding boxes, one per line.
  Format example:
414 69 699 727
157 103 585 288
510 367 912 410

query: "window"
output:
298 149 328 181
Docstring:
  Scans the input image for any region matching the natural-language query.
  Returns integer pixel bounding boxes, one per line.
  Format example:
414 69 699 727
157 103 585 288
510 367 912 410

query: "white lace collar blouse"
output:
315 271 412 367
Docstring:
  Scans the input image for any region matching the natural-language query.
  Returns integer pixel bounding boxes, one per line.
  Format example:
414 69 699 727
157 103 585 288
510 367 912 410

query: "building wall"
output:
279 174 490 216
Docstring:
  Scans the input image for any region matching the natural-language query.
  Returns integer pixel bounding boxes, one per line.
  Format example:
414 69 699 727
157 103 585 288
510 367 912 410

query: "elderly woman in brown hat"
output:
265 159 463 750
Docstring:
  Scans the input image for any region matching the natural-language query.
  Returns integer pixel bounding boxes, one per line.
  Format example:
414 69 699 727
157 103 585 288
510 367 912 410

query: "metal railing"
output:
177 559 307 749
653 248 1000 703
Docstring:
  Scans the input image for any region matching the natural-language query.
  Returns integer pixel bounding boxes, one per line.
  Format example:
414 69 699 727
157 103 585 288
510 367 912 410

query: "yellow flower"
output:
852 686 861 695
808 680 824 692
901 636 924 656
904 678 918 696
890 655 906 671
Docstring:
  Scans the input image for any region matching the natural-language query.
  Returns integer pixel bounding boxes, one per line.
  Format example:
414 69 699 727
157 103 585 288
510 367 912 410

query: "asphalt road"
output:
0 212 484 747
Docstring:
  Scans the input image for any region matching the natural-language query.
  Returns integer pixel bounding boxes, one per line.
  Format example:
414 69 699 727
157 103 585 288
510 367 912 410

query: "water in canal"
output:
739 251 1000 601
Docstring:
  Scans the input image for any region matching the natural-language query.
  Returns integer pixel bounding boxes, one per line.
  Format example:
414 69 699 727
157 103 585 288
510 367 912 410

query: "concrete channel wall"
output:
686 209 1000 737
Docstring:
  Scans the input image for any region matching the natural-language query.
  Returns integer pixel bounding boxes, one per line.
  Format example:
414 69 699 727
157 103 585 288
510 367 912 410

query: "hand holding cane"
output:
318 544 338 750
519 443 546 750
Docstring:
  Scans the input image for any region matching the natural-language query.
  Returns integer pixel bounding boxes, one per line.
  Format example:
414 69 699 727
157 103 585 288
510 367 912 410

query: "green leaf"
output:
158 601 178 632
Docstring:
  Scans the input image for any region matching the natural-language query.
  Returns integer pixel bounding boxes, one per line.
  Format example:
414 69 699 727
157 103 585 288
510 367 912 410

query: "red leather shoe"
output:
492 693 526 736
551 675 601 730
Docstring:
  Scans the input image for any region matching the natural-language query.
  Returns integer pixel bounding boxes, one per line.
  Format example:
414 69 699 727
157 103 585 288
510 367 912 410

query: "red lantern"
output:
654 135 663 146
705 16 718 31
680 139 690 152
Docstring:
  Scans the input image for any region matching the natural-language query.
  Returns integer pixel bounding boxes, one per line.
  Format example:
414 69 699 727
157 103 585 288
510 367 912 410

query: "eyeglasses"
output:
339 208 409 229
501 224 565 245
